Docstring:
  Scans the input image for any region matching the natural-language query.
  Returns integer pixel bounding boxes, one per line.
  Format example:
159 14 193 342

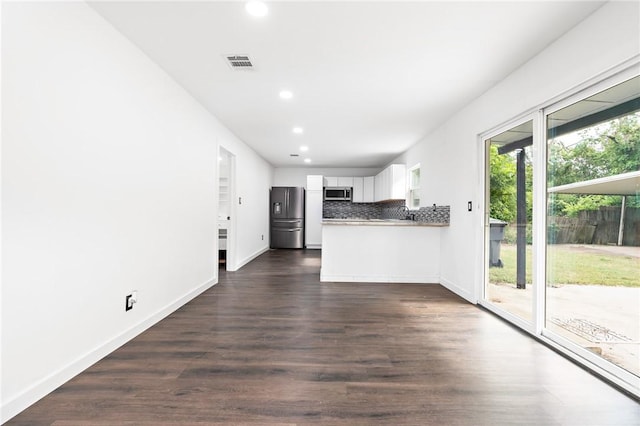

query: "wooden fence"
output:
548 206 640 246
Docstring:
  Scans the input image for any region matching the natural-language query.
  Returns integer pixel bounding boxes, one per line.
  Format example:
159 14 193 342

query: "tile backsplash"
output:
323 200 450 224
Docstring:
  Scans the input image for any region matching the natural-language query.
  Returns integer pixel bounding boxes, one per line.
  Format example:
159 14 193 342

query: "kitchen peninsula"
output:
321 218 448 283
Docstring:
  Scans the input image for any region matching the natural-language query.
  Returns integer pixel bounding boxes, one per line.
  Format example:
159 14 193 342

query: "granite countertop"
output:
321 218 449 227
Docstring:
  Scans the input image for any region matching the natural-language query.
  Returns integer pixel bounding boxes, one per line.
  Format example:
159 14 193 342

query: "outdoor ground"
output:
488 244 639 377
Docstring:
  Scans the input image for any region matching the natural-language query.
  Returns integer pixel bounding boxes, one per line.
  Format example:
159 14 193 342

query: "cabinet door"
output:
382 168 390 201
363 176 375 202
324 176 338 187
352 177 364 203
307 175 324 191
337 177 354 187
374 173 382 201
390 164 407 200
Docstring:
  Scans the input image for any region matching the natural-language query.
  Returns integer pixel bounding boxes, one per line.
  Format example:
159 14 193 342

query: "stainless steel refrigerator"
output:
270 187 305 249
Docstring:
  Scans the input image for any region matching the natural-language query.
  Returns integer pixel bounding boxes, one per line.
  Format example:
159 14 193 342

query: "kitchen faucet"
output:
397 204 415 221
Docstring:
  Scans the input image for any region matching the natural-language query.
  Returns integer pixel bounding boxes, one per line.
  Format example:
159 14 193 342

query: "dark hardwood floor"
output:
8 249 639 425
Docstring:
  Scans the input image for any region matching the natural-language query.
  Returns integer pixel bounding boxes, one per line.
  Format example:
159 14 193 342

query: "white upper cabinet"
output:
307 175 324 191
374 164 406 202
363 176 375 202
324 176 338 187
337 177 354 187
352 177 364 203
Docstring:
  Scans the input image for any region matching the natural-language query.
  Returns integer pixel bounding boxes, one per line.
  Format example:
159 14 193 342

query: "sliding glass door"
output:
545 76 640 381
482 72 639 394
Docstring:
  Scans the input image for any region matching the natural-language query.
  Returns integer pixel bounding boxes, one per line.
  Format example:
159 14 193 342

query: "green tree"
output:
489 145 516 222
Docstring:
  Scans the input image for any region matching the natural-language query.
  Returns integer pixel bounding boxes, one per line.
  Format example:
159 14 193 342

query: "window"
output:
408 164 420 209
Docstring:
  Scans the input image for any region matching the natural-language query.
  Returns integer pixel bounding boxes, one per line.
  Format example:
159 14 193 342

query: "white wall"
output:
392 1 640 302
1 2 272 422
273 167 380 188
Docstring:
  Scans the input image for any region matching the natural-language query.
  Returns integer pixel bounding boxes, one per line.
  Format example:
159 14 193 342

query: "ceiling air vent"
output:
225 55 254 70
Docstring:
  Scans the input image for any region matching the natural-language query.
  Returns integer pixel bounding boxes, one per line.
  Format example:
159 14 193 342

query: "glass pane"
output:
486 120 534 322
410 189 420 209
546 76 640 378
411 167 420 188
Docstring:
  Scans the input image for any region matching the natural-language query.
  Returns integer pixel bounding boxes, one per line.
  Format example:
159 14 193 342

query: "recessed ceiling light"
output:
304 158 312 163
292 127 304 134
279 90 293 100
245 1 268 17
299 146 309 152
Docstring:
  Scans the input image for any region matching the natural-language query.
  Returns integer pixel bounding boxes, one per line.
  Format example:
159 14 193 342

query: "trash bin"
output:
489 218 507 268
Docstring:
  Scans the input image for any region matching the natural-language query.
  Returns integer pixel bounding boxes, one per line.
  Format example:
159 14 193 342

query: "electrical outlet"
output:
468 201 473 212
125 291 137 311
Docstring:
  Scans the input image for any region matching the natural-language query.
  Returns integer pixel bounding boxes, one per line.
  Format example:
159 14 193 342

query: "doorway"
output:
218 147 235 271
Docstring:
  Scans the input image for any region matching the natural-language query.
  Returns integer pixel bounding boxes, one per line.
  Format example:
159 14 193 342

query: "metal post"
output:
516 149 527 289
618 196 626 246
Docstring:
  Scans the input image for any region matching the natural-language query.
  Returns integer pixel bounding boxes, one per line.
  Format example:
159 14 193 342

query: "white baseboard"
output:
230 246 269 271
439 276 475 303
1 277 217 424
305 244 322 249
321 273 440 284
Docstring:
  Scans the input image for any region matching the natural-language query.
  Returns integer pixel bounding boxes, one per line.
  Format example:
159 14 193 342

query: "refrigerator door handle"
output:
284 188 289 218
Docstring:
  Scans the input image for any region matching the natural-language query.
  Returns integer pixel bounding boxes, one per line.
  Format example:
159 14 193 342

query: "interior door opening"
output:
218 147 234 271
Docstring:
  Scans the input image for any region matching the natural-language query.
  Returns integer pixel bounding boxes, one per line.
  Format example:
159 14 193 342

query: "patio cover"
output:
547 170 640 196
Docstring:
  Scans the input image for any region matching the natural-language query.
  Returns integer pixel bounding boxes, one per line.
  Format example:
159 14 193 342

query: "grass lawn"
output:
489 244 639 287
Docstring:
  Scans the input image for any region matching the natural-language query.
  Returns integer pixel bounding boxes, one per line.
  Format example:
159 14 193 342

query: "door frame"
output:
218 145 237 272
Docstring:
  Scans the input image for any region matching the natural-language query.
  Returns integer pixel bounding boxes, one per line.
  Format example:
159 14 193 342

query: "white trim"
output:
230 246 269 272
1 277 217 424
532 109 547 336
440 276 475 303
320 273 439 284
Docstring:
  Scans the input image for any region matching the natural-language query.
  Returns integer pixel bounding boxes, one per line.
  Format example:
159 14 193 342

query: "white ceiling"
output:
89 1 605 168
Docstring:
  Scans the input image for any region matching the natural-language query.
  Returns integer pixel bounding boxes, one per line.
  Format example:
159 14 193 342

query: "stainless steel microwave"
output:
324 187 352 201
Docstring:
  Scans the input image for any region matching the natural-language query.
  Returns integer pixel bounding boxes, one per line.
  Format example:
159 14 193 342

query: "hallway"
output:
8 250 639 425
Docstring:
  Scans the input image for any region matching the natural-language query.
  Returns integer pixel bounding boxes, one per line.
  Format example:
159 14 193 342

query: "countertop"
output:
321 218 449 227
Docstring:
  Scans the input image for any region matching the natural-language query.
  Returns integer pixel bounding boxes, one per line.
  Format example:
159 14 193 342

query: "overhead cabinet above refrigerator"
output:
270 187 305 249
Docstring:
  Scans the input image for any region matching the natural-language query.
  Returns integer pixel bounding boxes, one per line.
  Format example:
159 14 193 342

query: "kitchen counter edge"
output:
321 219 449 227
